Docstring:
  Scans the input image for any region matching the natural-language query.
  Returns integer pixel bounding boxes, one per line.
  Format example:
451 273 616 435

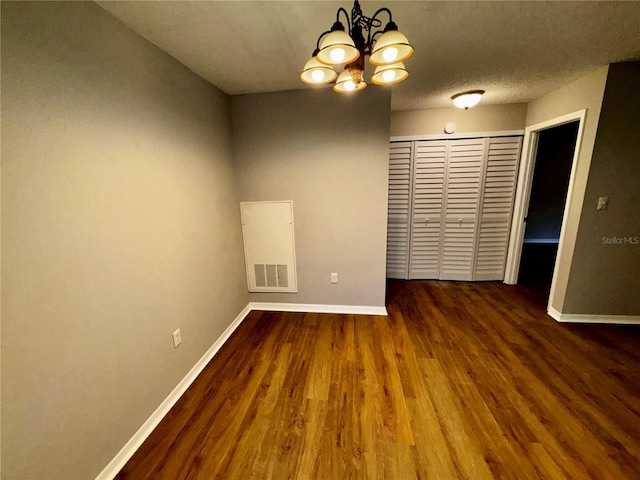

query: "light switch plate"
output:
597 196 609 210
172 328 182 348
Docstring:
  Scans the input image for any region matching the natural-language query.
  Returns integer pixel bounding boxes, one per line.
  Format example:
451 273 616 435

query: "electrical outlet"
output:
331 273 338 284
172 328 182 348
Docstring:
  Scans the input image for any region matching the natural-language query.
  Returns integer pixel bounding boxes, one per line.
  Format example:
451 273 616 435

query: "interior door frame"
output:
503 110 587 309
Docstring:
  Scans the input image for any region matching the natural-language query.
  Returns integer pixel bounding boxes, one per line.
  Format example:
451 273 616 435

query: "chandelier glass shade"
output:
317 30 359 65
371 62 408 85
300 0 413 93
300 57 338 85
369 29 413 66
334 68 368 93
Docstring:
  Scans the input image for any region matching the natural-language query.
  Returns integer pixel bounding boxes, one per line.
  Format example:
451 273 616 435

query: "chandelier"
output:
300 1 413 93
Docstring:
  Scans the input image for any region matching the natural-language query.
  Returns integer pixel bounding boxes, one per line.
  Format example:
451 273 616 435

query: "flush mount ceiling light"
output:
451 90 485 109
300 0 413 93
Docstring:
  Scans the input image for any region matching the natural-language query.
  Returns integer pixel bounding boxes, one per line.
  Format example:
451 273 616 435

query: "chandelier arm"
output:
369 30 384 49
315 30 333 52
366 7 393 45
335 7 352 34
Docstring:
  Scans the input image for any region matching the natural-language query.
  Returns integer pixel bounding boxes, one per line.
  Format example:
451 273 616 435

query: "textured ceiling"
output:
97 1 640 111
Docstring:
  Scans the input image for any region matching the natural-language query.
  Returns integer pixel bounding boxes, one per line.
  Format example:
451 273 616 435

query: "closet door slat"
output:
439 138 486 281
386 142 412 279
474 136 522 280
409 141 447 279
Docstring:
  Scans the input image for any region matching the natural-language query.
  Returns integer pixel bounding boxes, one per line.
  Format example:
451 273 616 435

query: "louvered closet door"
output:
474 136 522 280
386 142 412 279
409 141 446 279
439 138 487 281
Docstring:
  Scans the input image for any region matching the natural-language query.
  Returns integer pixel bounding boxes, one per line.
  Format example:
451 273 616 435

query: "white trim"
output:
548 307 640 325
95 304 253 480
390 130 524 142
249 302 388 316
546 112 587 313
547 307 562 321
504 110 586 296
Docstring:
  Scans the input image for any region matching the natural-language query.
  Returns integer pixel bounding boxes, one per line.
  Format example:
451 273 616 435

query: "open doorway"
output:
504 109 586 312
518 121 579 286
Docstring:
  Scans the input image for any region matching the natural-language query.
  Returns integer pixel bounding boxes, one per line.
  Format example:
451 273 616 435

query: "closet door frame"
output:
388 130 525 282
391 130 525 143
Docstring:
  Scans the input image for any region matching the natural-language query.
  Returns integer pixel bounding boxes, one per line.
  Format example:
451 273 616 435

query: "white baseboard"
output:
547 307 562 321
548 307 640 325
249 302 388 316
95 303 253 480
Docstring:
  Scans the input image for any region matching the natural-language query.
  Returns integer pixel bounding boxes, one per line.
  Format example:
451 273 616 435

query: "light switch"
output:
172 328 182 348
597 196 609 210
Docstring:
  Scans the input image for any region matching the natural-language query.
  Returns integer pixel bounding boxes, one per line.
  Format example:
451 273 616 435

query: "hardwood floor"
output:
116 280 640 479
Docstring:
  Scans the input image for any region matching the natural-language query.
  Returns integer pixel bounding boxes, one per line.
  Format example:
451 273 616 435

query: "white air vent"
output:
241 201 297 293
254 264 289 288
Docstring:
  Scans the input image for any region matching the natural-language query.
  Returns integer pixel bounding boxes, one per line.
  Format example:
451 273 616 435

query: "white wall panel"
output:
241 201 297 292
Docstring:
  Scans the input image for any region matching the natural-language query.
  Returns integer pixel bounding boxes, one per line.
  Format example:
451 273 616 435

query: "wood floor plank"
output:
116 280 640 479
418 358 494 480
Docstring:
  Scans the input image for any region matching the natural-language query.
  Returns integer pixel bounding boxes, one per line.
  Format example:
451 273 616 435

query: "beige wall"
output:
525 66 609 312
563 62 640 315
1 3 248 479
232 88 391 307
391 104 527 137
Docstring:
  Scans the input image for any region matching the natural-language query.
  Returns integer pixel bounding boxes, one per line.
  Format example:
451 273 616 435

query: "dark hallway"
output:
518 121 579 285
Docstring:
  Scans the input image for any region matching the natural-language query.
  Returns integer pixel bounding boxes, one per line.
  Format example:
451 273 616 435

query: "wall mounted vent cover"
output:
254 264 289 288
241 201 297 293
